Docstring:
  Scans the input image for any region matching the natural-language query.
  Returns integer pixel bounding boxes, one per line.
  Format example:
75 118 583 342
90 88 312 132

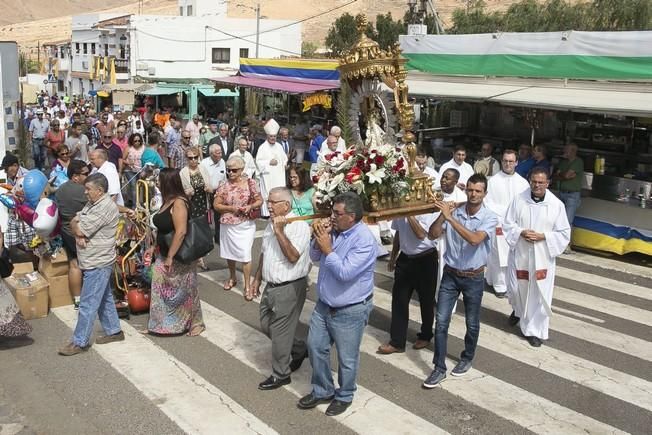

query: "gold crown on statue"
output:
338 15 407 81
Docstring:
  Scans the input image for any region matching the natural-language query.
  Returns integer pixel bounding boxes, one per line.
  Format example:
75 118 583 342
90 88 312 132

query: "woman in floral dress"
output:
147 168 205 336
0 232 32 339
213 155 262 301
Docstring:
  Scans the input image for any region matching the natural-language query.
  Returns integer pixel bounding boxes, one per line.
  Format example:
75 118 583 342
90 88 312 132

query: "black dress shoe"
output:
289 350 308 372
526 336 543 347
508 311 520 326
297 393 334 409
325 399 351 416
258 375 291 390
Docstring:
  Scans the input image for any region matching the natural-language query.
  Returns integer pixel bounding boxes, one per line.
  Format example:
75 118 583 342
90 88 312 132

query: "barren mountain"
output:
0 0 521 55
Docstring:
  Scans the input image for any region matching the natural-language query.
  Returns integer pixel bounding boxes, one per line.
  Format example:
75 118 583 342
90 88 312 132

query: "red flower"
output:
395 158 404 169
374 155 385 166
312 175 319 183
345 166 362 183
399 169 406 177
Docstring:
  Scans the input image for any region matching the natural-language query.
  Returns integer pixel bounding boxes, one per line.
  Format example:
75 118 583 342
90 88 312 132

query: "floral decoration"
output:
313 143 411 209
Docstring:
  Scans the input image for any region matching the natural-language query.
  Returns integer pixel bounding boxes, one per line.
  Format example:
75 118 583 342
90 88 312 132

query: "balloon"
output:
16 204 36 226
49 167 69 190
22 169 48 209
0 193 16 209
32 198 59 238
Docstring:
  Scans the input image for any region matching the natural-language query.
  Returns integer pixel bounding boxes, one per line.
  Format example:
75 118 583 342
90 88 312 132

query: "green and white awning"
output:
400 31 652 80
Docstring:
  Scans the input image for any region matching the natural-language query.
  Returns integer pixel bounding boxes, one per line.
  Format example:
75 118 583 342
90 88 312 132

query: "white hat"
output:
264 118 280 136
35 108 44 114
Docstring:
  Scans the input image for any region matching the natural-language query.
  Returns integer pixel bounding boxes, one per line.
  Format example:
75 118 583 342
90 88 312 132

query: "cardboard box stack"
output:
5 262 49 320
38 251 73 308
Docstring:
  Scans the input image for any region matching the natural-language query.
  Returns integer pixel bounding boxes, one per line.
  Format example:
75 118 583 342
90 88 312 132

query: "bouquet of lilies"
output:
313 143 411 208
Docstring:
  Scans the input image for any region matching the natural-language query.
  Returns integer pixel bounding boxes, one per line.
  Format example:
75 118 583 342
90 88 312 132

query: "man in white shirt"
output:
484 149 529 298
185 114 203 146
251 187 312 390
201 144 226 244
89 148 125 208
439 145 474 190
319 126 346 155
378 212 439 355
416 150 439 191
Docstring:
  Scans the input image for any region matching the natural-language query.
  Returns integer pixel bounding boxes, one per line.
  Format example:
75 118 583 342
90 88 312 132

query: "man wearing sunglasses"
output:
98 131 123 173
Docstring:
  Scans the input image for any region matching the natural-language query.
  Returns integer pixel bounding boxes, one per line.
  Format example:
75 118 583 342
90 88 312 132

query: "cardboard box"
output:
5 272 49 320
12 262 35 275
39 255 69 278
47 275 73 308
50 250 69 264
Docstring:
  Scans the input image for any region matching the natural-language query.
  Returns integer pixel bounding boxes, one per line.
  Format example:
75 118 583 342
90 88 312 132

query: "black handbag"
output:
163 213 214 265
0 249 13 278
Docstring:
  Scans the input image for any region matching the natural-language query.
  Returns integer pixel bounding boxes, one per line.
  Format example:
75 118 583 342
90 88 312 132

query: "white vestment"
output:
255 141 288 216
435 186 468 305
439 158 474 186
504 190 570 340
484 171 530 293
319 137 346 155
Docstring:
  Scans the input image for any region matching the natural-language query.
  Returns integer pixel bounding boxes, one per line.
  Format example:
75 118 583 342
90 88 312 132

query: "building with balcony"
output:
46 0 301 117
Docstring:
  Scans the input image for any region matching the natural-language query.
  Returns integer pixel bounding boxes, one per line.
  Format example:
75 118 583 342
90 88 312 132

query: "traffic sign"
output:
43 79 49 85
47 73 56 83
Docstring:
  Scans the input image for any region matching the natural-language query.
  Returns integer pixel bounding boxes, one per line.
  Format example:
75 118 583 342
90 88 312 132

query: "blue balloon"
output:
22 169 48 209
0 193 16 209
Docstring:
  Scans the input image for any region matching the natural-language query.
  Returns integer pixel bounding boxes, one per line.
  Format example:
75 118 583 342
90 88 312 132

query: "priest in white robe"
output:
484 150 529 298
255 119 288 217
504 167 570 347
439 145 474 189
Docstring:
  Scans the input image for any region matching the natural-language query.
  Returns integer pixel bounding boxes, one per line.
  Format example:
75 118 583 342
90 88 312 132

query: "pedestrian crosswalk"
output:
45 252 651 434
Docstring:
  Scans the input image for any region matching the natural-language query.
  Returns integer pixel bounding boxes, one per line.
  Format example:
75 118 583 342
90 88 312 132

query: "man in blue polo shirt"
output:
298 192 377 417
424 173 498 387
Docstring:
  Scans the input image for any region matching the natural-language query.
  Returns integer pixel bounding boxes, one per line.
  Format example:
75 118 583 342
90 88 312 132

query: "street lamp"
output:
236 3 261 58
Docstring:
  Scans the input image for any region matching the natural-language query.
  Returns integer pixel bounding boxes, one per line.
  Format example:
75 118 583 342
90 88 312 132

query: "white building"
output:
49 0 301 105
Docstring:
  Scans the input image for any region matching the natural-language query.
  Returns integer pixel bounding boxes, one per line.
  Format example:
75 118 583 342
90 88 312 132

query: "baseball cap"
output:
36 108 44 115
1 154 19 170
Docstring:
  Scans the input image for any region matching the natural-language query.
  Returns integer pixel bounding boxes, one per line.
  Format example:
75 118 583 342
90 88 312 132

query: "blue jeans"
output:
31 138 46 170
72 265 122 347
307 298 373 403
433 269 484 372
559 191 581 226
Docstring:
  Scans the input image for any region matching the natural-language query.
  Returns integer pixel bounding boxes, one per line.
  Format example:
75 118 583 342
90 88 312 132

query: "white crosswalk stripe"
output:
200 272 625 435
43 254 651 435
51 306 277 435
556 266 652 301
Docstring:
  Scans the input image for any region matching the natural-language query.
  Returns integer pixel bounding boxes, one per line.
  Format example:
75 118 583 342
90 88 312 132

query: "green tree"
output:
449 0 503 34
375 13 404 50
589 0 652 30
18 52 40 77
325 13 375 57
301 41 318 58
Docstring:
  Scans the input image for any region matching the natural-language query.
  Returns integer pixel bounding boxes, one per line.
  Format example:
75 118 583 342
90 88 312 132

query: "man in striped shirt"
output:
251 187 312 391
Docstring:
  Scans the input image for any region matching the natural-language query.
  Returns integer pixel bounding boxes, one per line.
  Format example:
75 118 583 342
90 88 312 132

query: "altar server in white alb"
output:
504 167 570 348
256 119 288 216
483 149 529 298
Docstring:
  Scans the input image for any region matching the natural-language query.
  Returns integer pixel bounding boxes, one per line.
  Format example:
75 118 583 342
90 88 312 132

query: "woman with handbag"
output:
147 168 205 336
180 146 212 271
214 155 263 301
0 231 32 339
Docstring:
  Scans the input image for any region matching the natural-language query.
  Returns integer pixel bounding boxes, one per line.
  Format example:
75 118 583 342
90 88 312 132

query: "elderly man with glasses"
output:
97 131 123 172
251 187 312 391
59 173 124 356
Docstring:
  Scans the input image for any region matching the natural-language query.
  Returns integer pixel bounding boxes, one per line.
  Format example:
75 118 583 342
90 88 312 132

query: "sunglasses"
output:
133 139 142 143
226 168 243 173
187 156 199 160
182 136 191 139
103 135 113 138
59 152 69 156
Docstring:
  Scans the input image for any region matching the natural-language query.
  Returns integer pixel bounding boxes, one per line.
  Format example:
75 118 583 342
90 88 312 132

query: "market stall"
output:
400 31 652 255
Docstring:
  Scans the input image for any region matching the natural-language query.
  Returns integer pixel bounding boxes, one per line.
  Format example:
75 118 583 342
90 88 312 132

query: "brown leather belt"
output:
444 265 485 277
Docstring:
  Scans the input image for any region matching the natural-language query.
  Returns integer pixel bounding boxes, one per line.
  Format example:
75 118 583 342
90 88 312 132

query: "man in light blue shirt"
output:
424 173 498 388
299 192 377 417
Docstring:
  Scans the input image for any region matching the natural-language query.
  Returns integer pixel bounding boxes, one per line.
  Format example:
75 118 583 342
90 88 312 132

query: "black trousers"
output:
389 250 438 349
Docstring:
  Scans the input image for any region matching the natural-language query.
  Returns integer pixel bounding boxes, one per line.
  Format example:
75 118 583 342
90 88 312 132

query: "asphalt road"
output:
1 232 651 435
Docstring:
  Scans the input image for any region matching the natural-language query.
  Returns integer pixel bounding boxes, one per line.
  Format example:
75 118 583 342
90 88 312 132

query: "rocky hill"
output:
0 0 521 55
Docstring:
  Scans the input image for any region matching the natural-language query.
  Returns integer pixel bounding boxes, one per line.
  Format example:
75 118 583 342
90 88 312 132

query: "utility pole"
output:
255 3 260 58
